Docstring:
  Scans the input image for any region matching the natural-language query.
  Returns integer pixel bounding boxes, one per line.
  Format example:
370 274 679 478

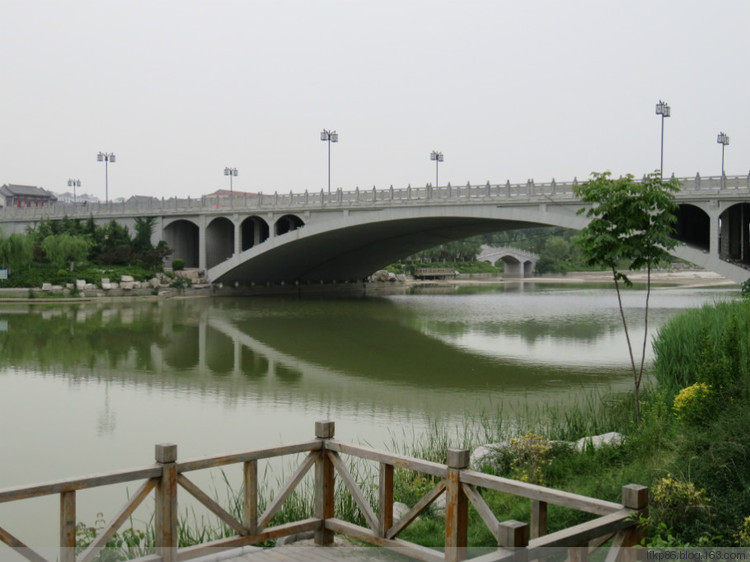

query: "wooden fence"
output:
0 421 647 562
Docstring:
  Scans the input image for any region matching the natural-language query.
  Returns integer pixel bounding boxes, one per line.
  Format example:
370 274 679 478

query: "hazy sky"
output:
2 1 749 201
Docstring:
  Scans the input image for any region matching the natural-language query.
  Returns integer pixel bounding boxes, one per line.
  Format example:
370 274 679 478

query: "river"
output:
0 281 739 551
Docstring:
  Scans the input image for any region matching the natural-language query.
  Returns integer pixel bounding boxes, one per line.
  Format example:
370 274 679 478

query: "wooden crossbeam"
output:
257 452 316 530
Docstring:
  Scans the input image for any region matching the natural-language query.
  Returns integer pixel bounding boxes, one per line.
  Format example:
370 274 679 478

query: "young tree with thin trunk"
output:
574 171 681 427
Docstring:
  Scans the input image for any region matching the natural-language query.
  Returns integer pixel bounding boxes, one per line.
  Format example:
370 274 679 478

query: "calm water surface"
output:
0 282 738 548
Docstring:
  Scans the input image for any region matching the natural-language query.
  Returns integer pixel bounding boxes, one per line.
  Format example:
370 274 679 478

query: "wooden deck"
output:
231 544 412 561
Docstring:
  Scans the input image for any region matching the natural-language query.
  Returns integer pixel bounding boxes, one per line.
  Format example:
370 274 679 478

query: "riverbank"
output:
0 269 738 302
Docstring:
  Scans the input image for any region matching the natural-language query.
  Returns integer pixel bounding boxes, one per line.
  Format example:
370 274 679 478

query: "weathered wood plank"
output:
177 474 248 536
445 465 468 562
0 467 162 502
79 477 157 562
258 452 316 530
325 518 446 562
326 451 379 533
462 484 500 544
323 441 447 479
527 510 633 551
176 441 322 473
0 525 51 562
386 480 445 540
461 470 622 516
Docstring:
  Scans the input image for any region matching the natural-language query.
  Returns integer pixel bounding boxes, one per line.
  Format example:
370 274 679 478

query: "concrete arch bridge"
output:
1 173 749 285
477 245 540 278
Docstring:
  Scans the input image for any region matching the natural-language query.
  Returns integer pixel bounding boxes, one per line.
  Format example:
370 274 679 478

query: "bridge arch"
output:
241 216 270 251
163 219 199 268
275 214 304 236
674 204 710 252
206 216 234 269
719 202 750 267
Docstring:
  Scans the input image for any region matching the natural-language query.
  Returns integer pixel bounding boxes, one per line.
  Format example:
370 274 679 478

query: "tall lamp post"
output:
717 132 729 176
320 129 338 193
655 100 670 178
224 167 238 193
97 152 115 203
430 150 444 187
68 179 81 203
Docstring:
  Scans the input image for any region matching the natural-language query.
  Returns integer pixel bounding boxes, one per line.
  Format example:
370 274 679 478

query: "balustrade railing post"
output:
155 443 178 562
314 421 335 546
445 448 469 562
60 490 76 562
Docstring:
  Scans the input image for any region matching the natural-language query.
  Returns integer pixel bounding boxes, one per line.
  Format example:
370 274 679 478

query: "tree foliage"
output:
0 232 34 273
574 171 681 426
41 233 91 271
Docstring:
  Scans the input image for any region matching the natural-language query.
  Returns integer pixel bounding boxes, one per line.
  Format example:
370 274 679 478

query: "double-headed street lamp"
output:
430 150 444 188
655 100 670 178
67 179 81 203
320 129 338 193
97 152 115 203
224 167 238 193
717 132 729 176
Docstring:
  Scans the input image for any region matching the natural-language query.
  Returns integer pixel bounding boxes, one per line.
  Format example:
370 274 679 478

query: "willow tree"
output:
574 171 681 427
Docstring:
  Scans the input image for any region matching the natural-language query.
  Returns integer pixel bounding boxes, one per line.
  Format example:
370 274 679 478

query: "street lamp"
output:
97 152 116 203
655 100 670 178
67 179 81 203
224 167 238 193
717 132 729 176
430 150 444 187
320 129 338 193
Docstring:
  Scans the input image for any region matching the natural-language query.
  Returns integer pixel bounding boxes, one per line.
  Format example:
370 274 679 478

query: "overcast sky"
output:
2 1 749 201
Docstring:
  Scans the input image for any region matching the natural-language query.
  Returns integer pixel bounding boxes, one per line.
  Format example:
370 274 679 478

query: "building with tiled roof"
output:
0 184 58 208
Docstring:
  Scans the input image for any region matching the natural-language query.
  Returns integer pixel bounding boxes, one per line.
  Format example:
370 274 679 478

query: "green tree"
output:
133 216 156 255
0 233 34 273
574 171 681 427
41 233 91 271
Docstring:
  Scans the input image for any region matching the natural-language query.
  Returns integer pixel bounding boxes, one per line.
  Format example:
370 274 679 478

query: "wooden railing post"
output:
243 460 258 535
60 490 76 562
530 500 547 538
445 448 469 562
621 484 649 547
314 421 335 546
155 443 178 562
379 463 394 537
499 520 529 562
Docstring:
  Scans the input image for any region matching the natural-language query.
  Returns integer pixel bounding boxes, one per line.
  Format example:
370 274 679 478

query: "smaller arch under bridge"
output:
1 173 749 285
477 245 540 278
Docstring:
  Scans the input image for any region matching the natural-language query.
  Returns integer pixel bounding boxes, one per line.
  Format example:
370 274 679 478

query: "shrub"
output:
651 473 711 531
673 383 713 425
508 432 552 485
172 258 185 271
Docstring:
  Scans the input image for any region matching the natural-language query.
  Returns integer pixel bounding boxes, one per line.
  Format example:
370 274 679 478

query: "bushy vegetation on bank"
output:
0 216 172 288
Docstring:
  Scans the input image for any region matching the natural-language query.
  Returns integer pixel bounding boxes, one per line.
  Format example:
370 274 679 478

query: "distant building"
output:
55 191 101 204
205 189 258 198
126 195 159 205
0 184 58 208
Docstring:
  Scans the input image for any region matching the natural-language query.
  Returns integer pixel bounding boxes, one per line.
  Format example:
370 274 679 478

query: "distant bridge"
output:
477 245 540 278
1 173 749 285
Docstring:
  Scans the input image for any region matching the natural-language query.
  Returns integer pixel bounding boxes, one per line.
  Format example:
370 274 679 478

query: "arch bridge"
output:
2 173 749 285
